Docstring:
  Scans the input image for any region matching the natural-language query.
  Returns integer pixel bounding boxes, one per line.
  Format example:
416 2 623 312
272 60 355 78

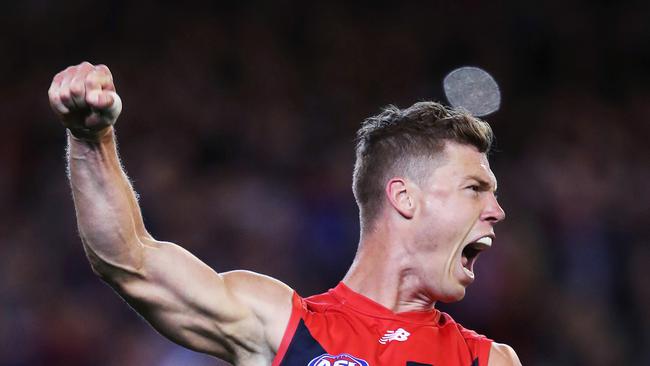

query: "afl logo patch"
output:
307 353 370 366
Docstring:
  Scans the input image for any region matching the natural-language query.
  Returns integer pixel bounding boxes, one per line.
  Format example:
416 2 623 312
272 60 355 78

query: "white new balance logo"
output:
378 328 410 344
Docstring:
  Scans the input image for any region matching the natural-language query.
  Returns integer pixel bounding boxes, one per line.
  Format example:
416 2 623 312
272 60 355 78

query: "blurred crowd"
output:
1 1 648 365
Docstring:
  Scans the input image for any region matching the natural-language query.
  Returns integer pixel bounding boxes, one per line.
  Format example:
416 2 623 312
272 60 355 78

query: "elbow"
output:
82 236 147 284
86 251 122 280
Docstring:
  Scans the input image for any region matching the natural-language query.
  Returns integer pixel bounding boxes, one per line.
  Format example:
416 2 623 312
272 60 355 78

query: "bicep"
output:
106 239 267 361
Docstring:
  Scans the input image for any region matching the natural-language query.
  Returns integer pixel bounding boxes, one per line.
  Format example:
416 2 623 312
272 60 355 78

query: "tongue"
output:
461 255 469 268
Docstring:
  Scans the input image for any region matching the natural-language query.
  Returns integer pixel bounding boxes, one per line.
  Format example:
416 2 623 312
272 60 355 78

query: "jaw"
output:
434 275 468 303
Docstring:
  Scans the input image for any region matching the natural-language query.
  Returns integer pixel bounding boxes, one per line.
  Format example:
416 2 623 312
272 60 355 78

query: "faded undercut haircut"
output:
352 101 494 230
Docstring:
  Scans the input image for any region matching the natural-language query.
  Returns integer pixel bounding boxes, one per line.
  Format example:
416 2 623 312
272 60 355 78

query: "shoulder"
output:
222 270 294 317
222 270 295 351
222 270 294 299
446 317 494 364
488 342 522 366
446 314 491 343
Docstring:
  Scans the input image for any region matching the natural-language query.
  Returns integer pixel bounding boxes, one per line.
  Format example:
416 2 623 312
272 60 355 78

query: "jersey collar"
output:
330 282 442 325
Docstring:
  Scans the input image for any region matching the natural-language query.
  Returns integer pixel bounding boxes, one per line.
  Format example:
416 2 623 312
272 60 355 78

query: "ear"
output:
385 177 416 219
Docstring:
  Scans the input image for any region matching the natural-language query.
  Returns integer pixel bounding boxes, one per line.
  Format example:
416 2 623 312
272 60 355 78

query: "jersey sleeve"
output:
456 323 493 366
271 292 304 366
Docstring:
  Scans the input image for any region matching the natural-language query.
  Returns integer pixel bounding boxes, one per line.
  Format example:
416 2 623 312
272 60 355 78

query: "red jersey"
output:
272 283 492 366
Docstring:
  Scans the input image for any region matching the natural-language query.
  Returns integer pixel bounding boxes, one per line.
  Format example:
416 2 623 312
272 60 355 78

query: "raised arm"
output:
48 62 293 364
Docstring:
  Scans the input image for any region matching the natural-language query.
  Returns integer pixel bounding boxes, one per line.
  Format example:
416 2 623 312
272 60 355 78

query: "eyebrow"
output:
464 175 498 192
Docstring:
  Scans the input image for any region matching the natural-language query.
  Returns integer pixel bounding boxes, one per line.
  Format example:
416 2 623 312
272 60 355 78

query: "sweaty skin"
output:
49 62 521 366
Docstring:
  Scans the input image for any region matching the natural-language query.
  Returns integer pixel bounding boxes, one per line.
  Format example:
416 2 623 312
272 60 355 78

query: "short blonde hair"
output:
353 101 494 229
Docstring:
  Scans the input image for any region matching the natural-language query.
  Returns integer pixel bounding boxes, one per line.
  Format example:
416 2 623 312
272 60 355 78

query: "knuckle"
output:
59 90 71 103
96 64 112 75
49 95 62 107
85 73 101 87
69 81 84 96
48 95 59 107
86 69 100 79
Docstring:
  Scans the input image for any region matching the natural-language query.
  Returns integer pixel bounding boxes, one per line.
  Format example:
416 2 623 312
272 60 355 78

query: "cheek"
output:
424 198 470 234
412 216 456 255
416 197 477 256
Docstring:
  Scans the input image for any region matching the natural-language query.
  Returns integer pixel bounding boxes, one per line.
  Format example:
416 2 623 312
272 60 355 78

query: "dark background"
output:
1 1 648 365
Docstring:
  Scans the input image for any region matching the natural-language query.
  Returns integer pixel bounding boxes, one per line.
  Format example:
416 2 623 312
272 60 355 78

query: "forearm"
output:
51 63 282 362
68 128 148 277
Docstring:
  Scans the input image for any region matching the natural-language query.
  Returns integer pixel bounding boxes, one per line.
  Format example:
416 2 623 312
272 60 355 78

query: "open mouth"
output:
460 236 493 278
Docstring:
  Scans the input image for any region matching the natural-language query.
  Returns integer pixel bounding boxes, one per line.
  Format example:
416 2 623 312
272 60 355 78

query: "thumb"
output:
88 90 122 119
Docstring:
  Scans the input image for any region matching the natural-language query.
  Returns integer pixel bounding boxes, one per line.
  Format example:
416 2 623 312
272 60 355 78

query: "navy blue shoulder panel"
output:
277 319 327 366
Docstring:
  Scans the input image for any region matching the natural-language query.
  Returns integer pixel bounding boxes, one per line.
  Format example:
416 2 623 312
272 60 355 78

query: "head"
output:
352 101 505 302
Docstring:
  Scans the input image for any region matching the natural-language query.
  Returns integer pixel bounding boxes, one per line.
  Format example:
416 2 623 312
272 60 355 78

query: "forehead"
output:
429 142 497 187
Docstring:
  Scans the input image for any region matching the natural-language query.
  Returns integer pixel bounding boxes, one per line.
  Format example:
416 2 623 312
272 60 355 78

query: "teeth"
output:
476 237 492 247
463 266 475 279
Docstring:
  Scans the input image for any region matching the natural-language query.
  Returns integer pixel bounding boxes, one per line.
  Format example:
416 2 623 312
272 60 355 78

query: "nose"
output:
482 193 506 224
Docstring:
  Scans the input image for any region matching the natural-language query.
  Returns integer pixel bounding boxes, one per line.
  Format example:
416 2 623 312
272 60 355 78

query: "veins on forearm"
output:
67 134 143 252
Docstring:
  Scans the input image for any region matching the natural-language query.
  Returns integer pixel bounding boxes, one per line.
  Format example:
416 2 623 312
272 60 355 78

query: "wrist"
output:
67 126 114 143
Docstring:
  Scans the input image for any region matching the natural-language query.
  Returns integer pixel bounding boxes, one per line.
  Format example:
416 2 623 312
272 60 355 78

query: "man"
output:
48 62 521 366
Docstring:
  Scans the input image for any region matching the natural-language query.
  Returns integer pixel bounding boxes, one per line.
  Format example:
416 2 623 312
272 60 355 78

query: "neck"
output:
342 224 436 313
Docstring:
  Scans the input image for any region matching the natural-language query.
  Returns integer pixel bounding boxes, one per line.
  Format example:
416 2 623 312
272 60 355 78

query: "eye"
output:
467 185 480 192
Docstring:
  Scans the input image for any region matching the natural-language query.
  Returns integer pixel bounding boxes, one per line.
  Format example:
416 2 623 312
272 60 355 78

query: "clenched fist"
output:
48 62 122 140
